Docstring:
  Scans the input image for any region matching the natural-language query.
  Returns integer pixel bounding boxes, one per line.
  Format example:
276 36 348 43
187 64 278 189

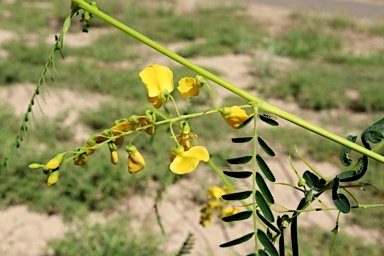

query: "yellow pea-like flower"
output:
74 153 88 166
221 106 253 129
45 153 65 170
126 144 146 174
170 145 209 175
220 206 241 218
208 186 226 199
139 64 174 109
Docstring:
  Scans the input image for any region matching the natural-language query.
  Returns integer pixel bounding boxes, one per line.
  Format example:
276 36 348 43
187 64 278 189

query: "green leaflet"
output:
222 191 252 200
227 155 252 164
219 232 254 248
256 172 274 204
256 155 276 182
231 137 253 143
257 229 279 256
338 155 368 182
256 191 274 222
332 178 351 213
223 171 252 179
237 116 254 129
258 250 269 256
302 171 326 191
259 114 279 126
256 210 280 234
339 135 357 166
258 137 275 157
361 118 384 149
222 210 253 222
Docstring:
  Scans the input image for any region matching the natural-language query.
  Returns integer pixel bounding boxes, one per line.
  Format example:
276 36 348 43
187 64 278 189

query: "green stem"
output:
72 0 384 164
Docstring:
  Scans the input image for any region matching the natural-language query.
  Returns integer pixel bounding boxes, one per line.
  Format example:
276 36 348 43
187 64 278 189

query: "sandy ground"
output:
0 0 383 255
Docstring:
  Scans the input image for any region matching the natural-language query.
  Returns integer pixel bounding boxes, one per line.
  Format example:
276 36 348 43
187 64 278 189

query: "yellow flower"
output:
108 142 118 165
74 153 88 166
126 144 146 174
220 206 241 218
221 106 253 129
139 64 174 109
177 75 205 98
208 186 226 199
170 145 209 175
199 212 213 228
47 170 59 186
45 153 65 170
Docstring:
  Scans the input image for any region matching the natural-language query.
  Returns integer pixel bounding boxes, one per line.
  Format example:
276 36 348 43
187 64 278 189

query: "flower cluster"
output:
200 186 241 228
29 64 252 187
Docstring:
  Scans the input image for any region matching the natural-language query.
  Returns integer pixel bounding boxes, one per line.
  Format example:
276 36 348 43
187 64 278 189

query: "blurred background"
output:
0 0 384 255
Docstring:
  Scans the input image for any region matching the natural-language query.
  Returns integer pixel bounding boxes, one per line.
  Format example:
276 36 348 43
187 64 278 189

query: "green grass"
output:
297 227 384 256
265 63 384 111
44 214 168 256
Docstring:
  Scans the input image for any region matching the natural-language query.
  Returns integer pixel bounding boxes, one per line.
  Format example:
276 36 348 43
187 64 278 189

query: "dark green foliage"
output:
222 191 252 201
332 178 351 214
255 191 274 222
302 171 326 191
258 137 275 157
219 232 254 248
338 156 368 182
227 155 253 165
259 115 279 126
223 171 252 179
237 116 254 129
339 135 357 166
257 229 279 256
256 172 274 204
222 210 253 222
256 210 280 235
256 155 275 182
231 137 253 143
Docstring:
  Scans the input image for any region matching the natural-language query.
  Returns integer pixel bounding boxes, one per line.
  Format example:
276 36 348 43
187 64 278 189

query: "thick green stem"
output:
72 0 384 164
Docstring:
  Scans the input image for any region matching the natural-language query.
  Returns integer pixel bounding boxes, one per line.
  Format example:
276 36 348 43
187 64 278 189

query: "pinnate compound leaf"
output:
259 114 279 126
303 171 326 191
227 156 252 165
338 155 368 182
258 137 275 157
333 193 351 214
256 172 274 204
231 137 253 143
339 135 357 166
256 210 280 234
222 210 253 222
219 232 254 248
256 155 275 182
223 171 252 179
237 116 254 129
257 229 279 256
222 191 252 201
256 191 274 222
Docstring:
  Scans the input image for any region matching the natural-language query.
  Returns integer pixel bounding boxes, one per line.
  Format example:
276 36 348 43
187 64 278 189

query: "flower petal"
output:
139 64 174 97
184 146 209 162
170 155 200 174
178 77 199 98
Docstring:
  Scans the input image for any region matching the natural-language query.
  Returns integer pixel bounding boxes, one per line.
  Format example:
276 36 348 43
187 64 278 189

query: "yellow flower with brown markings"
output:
170 145 209 175
221 106 253 129
139 64 174 109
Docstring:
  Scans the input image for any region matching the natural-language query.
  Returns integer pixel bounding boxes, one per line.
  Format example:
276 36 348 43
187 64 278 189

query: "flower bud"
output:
179 121 190 134
195 75 206 88
125 144 146 174
159 89 170 103
47 170 59 186
45 153 65 170
29 163 44 170
74 153 88 166
108 142 118 165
